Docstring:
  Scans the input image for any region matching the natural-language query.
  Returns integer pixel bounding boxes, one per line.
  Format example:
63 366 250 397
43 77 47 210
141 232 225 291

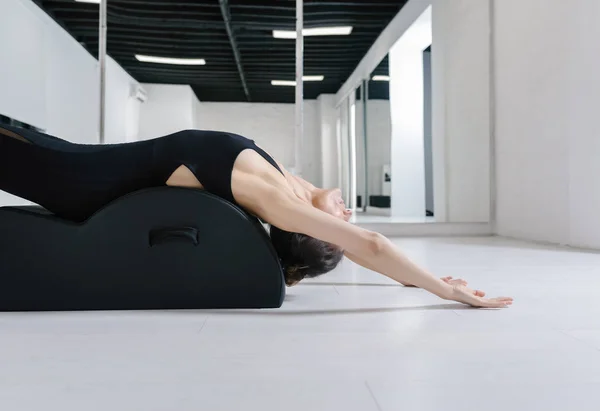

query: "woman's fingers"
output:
442 277 469 287
482 297 514 308
451 285 513 308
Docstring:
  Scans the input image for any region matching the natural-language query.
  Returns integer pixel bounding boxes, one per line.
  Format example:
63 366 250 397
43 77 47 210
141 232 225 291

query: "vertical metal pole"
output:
362 79 369 212
336 112 343 190
348 92 357 211
342 98 351 205
294 0 303 176
339 98 351 205
99 0 107 144
488 0 497 230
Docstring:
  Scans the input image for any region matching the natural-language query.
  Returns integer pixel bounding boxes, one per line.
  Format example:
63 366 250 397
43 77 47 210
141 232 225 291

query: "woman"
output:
0 126 512 308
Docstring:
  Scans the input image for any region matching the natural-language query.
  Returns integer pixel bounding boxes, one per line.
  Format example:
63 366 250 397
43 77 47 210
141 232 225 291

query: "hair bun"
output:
284 265 305 286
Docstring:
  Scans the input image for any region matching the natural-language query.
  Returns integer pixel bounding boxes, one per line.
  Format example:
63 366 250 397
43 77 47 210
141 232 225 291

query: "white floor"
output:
1 236 600 411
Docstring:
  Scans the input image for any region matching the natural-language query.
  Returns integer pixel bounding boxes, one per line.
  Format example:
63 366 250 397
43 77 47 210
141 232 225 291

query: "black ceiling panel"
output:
34 0 404 102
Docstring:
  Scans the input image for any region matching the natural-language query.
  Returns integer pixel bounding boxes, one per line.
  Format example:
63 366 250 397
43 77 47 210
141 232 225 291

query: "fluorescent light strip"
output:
75 0 100 3
372 75 390 81
271 80 296 87
135 55 206 65
273 26 353 39
271 76 324 86
302 75 324 81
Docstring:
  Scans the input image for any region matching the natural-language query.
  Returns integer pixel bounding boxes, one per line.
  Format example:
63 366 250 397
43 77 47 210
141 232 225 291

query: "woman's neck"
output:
287 174 317 204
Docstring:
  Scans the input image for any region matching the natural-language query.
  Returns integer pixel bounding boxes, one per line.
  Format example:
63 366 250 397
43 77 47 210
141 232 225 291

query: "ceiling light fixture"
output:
372 75 390 81
271 76 324 86
135 55 206 65
271 80 296 87
273 26 353 39
75 0 101 4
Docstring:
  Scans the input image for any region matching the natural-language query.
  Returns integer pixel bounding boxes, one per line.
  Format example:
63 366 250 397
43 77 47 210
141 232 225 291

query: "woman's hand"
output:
449 284 513 308
401 277 512 308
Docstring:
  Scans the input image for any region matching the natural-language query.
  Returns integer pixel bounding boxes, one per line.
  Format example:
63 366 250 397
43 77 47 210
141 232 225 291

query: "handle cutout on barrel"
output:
149 227 199 247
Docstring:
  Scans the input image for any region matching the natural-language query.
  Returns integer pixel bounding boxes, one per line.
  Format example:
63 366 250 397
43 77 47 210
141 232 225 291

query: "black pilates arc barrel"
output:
0 187 286 311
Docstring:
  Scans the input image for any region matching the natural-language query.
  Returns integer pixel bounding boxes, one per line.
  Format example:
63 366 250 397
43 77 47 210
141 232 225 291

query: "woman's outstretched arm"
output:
344 251 466 288
258 191 512 308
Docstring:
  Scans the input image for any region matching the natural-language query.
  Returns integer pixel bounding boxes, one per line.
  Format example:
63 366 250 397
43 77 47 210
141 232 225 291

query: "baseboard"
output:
496 234 600 253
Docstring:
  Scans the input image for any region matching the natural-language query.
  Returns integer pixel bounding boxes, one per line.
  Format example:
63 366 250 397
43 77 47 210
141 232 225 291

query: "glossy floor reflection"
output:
1 237 599 411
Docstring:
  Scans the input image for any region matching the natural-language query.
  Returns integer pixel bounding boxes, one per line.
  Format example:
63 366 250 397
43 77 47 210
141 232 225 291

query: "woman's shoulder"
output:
230 150 291 207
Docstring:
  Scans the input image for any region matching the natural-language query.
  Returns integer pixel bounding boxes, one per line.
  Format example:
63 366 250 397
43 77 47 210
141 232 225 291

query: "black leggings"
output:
1 125 283 222
0 125 158 221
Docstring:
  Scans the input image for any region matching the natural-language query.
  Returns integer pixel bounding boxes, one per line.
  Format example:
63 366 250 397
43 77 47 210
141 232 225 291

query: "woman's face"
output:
314 188 352 221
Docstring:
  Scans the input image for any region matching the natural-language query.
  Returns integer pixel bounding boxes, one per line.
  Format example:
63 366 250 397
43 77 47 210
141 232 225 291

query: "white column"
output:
431 0 491 223
389 6 432 218
318 94 339 189
494 0 600 249
338 98 351 204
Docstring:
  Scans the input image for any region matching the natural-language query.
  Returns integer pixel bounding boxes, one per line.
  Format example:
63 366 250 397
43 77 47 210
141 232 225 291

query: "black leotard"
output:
0 125 283 221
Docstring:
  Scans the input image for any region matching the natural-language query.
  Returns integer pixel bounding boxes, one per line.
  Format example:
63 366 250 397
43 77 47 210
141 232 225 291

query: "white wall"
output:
0 0 139 206
194 101 321 185
105 58 142 144
355 100 392 198
138 84 196 140
0 0 139 143
44 31 99 143
318 94 339 189
300 101 321 187
0 0 46 129
494 0 600 248
494 0 568 243
566 0 600 249
432 0 491 222
389 6 431 218
192 91 203 132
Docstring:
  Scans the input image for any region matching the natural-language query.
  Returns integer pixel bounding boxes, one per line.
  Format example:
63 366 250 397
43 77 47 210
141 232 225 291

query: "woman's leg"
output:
1 125 160 221
0 125 76 151
0 126 85 218
0 126 32 144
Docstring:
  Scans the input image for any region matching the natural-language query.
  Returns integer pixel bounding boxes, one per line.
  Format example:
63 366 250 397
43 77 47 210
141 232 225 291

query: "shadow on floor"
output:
299 282 403 287
200 303 473 316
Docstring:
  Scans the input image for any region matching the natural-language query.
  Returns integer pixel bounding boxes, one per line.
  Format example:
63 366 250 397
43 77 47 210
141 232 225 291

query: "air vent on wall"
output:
129 84 148 103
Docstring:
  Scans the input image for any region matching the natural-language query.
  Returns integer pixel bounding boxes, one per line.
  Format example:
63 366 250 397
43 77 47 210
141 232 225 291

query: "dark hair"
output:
269 225 344 286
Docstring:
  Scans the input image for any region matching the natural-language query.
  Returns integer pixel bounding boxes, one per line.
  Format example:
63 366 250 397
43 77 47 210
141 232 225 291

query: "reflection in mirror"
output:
355 55 391 219
423 45 433 218
353 84 364 213
353 81 367 213
387 8 433 222
348 87 358 212
338 97 351 208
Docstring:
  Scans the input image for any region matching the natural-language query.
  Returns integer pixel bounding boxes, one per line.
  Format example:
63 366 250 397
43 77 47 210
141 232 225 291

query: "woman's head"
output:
271 189 352 286
269 186 350 286
270 226 344 286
